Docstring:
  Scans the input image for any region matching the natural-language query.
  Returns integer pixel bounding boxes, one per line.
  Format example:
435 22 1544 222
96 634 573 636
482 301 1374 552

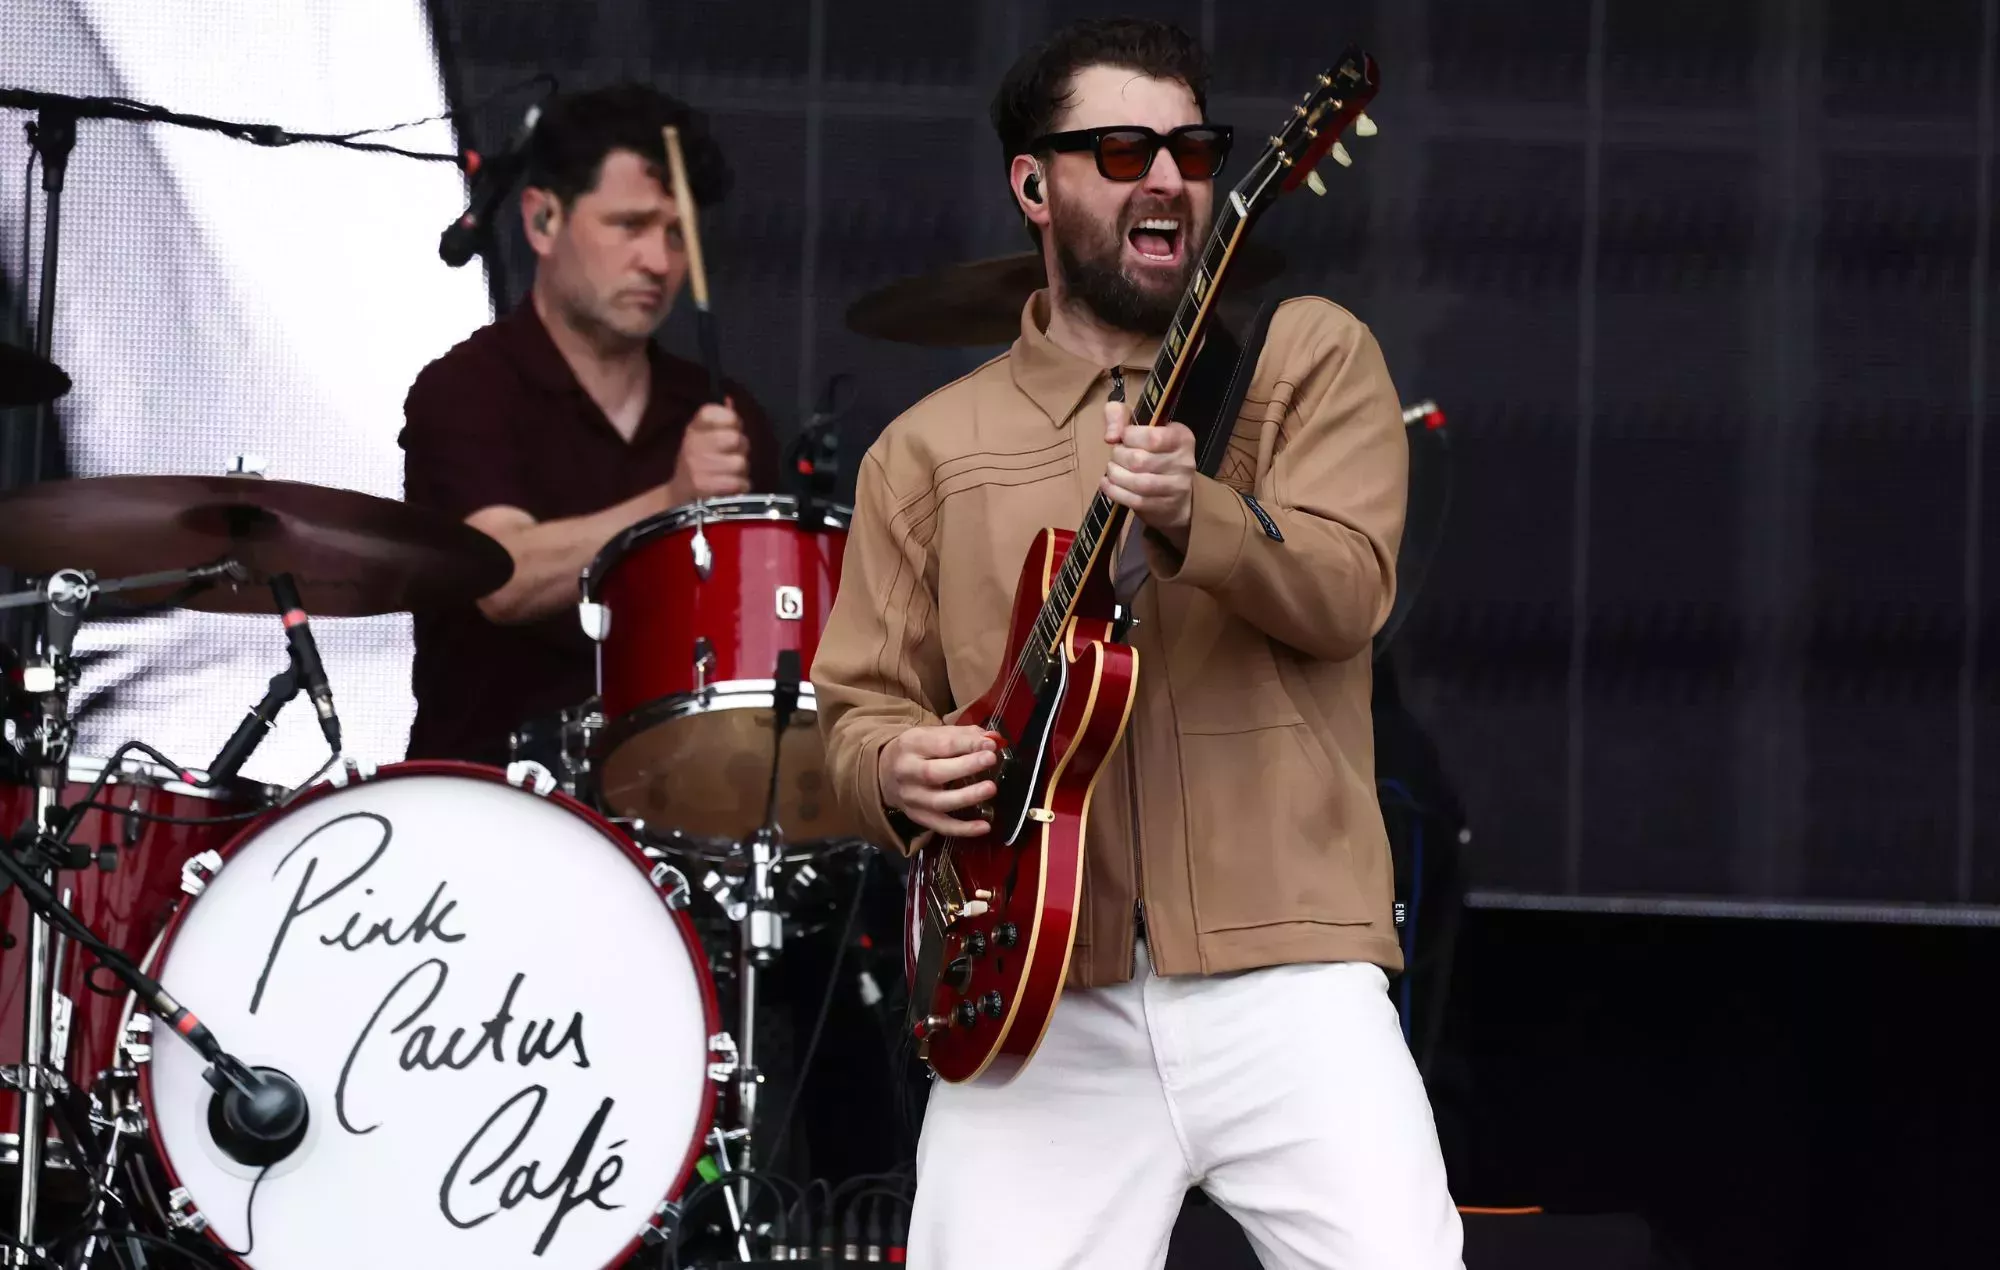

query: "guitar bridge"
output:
928 854 990 925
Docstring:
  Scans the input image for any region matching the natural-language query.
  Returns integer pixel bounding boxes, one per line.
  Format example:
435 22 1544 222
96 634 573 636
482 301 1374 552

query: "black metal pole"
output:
26 106 75 494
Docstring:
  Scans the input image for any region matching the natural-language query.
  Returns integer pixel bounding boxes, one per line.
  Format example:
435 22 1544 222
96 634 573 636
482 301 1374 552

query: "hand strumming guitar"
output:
879 725 999 838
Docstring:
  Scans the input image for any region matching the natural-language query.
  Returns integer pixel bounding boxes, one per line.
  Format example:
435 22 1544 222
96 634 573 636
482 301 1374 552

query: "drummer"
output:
399 83 780 766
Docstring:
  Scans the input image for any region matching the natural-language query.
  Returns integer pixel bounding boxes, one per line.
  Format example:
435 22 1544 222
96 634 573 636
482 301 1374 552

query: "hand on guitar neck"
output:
878 725 1004 838
1098 400 1198 554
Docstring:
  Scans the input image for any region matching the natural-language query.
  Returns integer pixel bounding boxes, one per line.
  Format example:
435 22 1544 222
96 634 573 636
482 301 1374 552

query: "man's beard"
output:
1048 191 1199 337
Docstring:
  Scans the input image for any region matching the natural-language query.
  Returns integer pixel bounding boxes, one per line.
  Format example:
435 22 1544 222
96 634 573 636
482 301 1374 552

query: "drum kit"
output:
0 343 887 1267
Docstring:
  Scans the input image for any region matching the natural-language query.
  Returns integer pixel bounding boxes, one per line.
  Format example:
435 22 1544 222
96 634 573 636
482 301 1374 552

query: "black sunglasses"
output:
1028 124 1234 182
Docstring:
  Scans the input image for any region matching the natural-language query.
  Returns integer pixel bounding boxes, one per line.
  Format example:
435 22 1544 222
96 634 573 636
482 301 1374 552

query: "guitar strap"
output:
1112 297 1284 601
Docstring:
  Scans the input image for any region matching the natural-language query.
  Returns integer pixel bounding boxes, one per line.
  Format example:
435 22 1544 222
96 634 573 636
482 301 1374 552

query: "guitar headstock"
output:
1231 47 1380 216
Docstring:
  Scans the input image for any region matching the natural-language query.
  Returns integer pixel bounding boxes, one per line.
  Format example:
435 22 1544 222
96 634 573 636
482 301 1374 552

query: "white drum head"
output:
143 765 716 1269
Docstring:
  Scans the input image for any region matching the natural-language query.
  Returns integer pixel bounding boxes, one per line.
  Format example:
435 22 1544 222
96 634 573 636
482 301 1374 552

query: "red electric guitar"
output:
904 50 1383 1084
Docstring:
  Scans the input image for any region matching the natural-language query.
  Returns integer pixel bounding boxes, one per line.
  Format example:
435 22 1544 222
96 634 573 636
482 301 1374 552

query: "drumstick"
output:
662 124 724 404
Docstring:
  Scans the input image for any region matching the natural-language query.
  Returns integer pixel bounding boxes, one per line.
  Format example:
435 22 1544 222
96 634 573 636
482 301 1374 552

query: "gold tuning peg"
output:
1355 113 1378 138
1331 141 1353 167
1305 169 1327 196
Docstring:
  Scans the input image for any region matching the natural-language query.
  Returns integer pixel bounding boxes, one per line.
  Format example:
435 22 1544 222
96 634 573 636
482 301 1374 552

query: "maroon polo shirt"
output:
399 300 780 765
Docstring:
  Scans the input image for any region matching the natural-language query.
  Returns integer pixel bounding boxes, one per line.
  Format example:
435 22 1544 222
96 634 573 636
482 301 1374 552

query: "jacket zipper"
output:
1127 679 1148 975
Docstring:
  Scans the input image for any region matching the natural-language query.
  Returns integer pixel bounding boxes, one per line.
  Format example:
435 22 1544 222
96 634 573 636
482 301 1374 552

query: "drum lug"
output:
691 518 714 580
120 1015 152 1067
693 637 717 693
649 860 692 910
327 756 378 787
179 849 224 897
707 1032 739 1084
506 761 558 797
643 1198 681 1246
577 599 611 642
166 1186 209 1233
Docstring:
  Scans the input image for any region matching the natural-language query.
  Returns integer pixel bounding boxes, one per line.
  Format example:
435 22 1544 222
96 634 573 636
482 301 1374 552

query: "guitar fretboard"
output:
996 193 1249 711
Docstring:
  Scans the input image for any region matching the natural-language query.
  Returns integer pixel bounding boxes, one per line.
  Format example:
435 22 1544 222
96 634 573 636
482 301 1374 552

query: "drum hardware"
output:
507 700 603 800
691 510 715 580
0 813 314 1168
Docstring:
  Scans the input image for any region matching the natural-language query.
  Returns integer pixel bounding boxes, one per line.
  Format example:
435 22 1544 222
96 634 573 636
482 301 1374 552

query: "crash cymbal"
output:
0 344 71 408
0 475 512 617
844 242 1288 348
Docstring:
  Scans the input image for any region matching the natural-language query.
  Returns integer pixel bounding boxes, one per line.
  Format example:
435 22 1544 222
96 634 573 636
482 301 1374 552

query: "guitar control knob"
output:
980 991 1004 1019
963 930 988 957
944 956 973 993
955 1001 979 1029
995 921 1020 948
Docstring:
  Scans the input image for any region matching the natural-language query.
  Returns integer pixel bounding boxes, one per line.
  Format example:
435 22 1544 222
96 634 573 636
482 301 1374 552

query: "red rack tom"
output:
582 495 858 845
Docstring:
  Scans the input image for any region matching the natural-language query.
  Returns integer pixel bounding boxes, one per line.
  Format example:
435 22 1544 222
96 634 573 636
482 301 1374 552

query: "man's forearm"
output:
473 485 671 624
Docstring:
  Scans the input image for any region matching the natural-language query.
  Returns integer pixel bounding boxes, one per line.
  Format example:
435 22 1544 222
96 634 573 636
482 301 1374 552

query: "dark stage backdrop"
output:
424 0 2000 915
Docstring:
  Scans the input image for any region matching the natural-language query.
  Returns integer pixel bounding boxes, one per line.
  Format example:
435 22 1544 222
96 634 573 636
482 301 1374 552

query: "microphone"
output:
439 100 544 267
269 574 340 753
772 648 802 735
206 661 300 785
206 1058 311 1168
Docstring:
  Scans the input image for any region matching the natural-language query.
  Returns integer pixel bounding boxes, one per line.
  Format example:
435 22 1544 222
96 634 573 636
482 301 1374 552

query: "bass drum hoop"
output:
132 760 721 1270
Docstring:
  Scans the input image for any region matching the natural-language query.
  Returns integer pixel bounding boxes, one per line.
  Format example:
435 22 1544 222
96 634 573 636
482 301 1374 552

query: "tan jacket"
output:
811 291 1409 986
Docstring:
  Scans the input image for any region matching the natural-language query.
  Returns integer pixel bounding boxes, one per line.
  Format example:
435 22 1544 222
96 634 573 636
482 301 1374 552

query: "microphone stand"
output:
0 558 287 1261
0 840 309 1158
709 651 804 1237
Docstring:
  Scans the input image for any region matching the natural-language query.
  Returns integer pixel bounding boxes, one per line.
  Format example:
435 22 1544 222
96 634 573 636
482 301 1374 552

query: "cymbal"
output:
844 242 1288 348
0 475 513 617
0 344 71 408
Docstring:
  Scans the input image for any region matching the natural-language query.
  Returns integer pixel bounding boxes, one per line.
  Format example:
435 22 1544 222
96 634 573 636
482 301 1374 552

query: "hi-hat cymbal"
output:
0 475 512 617
0 344 71 408
844 242 1287 348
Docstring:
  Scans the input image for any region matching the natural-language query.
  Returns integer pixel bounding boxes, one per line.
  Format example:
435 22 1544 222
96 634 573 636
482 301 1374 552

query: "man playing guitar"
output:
812 19 1463 1268
400 83 779 766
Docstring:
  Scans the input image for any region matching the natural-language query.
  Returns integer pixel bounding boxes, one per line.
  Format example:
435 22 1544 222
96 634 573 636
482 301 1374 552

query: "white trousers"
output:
908 946 1464 1270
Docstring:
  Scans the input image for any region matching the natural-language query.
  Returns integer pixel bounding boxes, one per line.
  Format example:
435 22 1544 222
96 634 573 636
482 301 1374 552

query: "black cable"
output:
71 1229 233 1270
215 1165 271 1257
64 801 271 827
48 741 329 856
326 71 556 144
664 1169 792 1270
764 851 873 1167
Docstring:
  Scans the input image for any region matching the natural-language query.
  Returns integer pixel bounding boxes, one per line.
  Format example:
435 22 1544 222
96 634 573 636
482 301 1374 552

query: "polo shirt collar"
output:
499 298 584 397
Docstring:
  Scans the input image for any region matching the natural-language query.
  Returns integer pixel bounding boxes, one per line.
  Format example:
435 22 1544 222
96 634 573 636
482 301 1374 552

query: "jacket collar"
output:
1008 290 1157 429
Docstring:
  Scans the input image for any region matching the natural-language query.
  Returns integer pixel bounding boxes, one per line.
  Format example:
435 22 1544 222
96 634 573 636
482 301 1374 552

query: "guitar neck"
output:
1005 192 1254 698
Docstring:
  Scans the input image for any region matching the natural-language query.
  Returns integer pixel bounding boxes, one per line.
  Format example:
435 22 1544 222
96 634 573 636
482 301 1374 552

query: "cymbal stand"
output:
0 100 74 656
5 568 88 1265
